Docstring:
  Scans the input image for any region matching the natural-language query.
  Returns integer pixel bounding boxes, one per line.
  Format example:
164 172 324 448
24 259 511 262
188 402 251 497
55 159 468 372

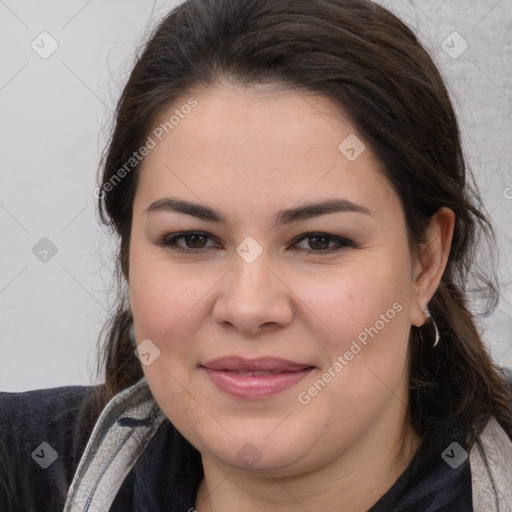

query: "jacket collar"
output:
63 378 166 511
470 415 512 510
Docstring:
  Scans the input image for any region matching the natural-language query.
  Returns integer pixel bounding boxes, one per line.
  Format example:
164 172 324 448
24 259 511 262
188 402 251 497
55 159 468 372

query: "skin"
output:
128 78 455 512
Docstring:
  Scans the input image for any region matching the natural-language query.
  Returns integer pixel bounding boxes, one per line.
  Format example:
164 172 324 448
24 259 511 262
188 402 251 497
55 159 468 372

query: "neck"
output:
194 415 423 512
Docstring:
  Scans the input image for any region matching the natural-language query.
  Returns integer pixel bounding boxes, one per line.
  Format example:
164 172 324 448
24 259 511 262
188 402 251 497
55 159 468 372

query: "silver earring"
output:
421 308 440 348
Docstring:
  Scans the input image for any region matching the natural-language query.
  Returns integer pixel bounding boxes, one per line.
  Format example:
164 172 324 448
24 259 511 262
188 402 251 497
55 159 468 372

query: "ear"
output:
410 207 455 328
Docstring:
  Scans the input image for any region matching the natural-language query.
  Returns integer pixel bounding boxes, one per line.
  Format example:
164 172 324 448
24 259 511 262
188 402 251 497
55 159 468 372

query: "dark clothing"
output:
1 372 511 511
111 413 474 512
369 416 473 511
0 386 99 512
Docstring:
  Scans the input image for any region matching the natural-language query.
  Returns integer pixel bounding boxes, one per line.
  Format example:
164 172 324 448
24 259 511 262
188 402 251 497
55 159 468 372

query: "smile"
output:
200 356 315 399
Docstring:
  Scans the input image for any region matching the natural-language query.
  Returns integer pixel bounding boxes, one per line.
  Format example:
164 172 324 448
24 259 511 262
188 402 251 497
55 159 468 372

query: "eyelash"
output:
154 231 355 254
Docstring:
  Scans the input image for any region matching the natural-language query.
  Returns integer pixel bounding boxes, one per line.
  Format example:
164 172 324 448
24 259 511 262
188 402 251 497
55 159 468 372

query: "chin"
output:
190 417 324 474
208 441 307 473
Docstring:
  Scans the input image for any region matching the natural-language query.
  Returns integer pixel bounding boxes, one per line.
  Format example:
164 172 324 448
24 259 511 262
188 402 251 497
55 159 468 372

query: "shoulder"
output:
0 384 105 512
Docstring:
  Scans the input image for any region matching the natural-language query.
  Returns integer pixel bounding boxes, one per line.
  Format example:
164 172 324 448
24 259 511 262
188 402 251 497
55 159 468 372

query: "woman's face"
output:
128 80 433 476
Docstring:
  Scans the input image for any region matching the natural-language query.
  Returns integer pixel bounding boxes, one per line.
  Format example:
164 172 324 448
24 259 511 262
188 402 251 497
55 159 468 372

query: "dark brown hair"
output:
95 0 512 454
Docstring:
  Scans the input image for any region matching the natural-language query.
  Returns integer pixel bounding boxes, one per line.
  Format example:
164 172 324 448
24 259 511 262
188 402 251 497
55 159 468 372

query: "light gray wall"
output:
1 0 511 391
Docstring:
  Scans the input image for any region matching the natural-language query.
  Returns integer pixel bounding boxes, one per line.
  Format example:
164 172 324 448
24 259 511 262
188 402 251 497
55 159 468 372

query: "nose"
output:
212 249 294 335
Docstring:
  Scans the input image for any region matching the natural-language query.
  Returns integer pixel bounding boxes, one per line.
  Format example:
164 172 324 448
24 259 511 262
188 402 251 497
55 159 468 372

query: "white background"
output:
1 0 511 391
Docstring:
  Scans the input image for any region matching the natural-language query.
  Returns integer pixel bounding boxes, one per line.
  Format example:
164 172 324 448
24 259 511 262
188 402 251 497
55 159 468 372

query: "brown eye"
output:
184 234 208 248
293 232 354 253
308 235 331 251
154 231 217 253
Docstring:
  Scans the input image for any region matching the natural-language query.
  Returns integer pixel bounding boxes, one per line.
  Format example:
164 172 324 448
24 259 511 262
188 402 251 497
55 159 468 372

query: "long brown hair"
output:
94 0 512 452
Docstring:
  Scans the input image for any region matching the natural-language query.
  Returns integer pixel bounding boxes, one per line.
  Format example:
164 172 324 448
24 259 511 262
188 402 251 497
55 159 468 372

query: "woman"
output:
2 0 512 510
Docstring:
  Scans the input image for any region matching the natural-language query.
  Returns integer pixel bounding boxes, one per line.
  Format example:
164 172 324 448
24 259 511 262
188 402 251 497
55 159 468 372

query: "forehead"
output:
152 81 358 161
133 80 399 223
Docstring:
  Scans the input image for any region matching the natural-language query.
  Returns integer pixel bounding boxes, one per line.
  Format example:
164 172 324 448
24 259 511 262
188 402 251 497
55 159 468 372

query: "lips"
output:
200 357 315 399
202 357 312 372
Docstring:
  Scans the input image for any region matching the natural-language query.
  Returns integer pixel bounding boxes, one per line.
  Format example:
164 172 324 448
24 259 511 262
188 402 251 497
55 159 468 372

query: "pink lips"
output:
200 357 314 399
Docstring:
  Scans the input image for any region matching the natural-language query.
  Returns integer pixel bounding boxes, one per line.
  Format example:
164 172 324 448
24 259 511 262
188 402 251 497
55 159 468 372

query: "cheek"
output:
128 249 228 376
294 261 412 412
294 258 410 352
130 263 202 340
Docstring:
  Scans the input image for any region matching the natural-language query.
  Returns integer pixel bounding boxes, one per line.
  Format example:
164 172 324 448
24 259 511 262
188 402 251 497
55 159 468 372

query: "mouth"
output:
200 357 316 399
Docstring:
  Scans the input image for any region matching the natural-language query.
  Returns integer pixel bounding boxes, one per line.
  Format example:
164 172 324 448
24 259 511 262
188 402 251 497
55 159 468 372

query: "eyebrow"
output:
145 197 372 227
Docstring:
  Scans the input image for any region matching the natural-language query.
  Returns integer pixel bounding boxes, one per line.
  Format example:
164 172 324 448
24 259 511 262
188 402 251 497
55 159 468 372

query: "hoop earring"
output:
420 308 440 348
